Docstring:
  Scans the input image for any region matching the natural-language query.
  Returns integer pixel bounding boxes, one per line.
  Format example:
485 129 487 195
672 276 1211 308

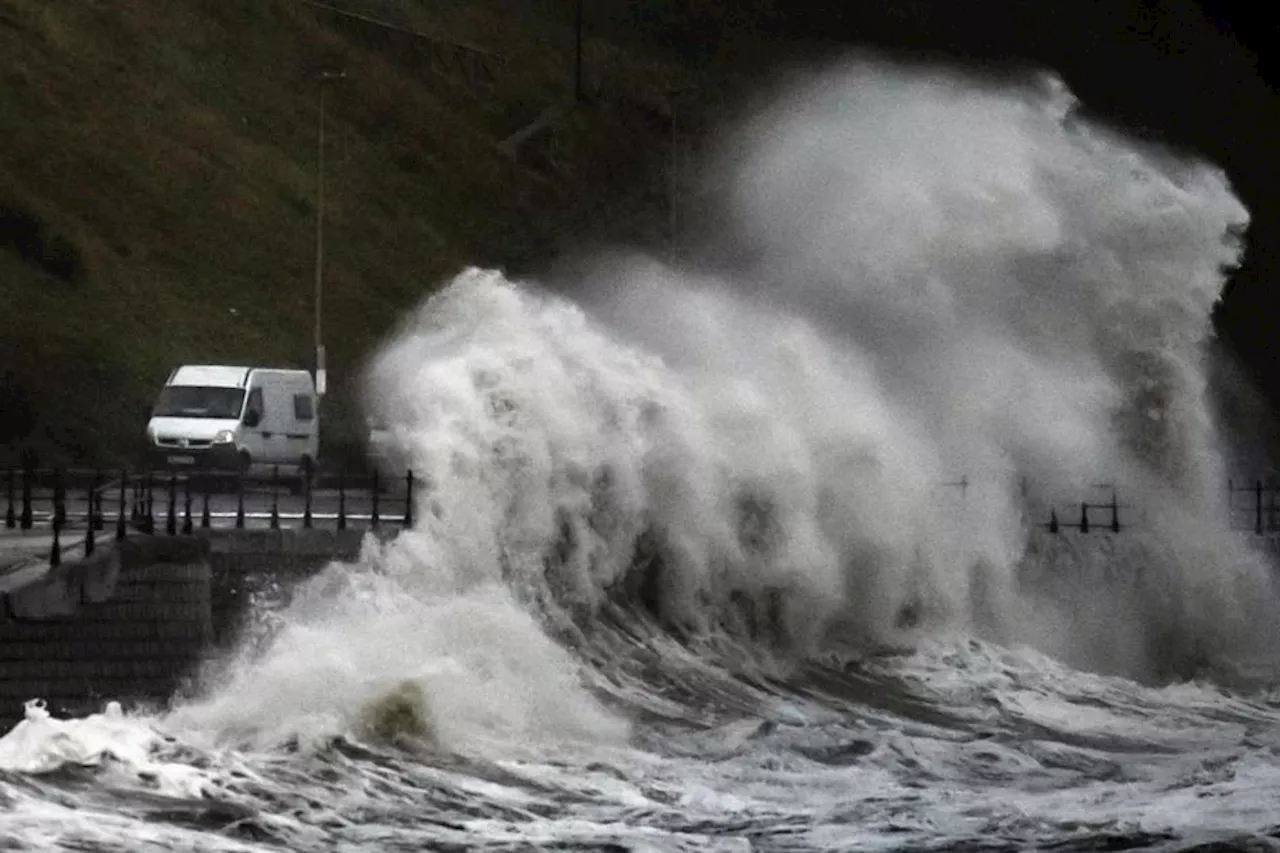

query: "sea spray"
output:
173 57 1274 755
364 59 1272 679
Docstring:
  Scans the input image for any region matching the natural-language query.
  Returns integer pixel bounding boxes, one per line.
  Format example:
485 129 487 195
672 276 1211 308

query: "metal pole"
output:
404 468 414 529
270 466 280 530
574 0 583 101
166 473 177 536
116 470 127 541
4 466 14 529
302 455 313 529
314 80 326 390
19 455 31 527
182 476 193 535
313 70 344 397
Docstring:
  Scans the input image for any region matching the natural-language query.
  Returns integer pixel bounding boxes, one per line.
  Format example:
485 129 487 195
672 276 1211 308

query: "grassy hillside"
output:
0 0 693 468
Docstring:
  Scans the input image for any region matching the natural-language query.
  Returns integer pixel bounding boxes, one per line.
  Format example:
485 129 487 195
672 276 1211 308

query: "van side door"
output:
241 386 269 464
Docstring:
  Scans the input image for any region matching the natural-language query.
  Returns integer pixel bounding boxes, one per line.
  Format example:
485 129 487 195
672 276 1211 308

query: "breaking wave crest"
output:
166 59 1280 756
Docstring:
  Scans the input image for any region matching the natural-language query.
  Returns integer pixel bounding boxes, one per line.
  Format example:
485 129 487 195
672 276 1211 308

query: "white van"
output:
146 365 319 477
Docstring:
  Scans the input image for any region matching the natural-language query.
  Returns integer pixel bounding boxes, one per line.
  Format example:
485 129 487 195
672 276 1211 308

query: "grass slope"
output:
0 0 688 467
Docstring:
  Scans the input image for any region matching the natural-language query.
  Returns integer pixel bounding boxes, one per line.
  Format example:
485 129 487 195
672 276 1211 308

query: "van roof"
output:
167 365 313 388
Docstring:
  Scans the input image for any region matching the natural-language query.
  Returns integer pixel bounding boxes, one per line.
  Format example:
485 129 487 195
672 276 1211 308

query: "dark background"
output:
582 0 1280 444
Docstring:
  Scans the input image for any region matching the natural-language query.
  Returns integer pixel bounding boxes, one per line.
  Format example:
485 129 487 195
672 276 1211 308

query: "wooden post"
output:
1079 502 1089 534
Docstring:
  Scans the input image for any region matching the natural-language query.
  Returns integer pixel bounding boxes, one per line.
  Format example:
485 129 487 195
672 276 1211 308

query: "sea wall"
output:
0 529 373 730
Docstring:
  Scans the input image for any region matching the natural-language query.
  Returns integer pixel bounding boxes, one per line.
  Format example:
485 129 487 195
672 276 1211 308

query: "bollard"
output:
116 470 128 542
337 469 347 531
201 479 212 529
1048 509 1059 534
370 469 380 529
5 467 15 529
1079 502 1089 534
182 476 193 535
403 469 414 529
84 513 95 557
235 471 246 529
270 466 280 530
302 457 313 530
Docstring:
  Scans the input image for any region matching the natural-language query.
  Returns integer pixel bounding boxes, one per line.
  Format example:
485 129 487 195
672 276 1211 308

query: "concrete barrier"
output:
0 528 379 730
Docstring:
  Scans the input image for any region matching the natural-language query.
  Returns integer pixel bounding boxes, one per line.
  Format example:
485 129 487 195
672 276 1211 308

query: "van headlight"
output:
213 430 235 444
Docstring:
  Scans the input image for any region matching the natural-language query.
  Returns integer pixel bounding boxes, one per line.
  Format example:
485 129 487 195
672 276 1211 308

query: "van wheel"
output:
237 451 252 476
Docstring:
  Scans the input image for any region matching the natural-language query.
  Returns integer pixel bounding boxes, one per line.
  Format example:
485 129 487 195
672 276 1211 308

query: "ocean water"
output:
4 57 1280 852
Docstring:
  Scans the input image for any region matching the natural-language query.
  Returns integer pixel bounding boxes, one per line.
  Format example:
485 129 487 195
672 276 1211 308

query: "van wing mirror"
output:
243 409 262 428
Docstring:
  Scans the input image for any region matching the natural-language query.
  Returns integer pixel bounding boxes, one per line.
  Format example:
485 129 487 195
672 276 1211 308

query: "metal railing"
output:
3 460 416 568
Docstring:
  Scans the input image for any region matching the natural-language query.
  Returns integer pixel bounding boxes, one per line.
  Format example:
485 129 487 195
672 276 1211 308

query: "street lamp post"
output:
313 69 345 397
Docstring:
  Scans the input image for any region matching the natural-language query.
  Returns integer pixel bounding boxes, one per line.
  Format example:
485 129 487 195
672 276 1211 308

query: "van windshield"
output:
153 386 245 419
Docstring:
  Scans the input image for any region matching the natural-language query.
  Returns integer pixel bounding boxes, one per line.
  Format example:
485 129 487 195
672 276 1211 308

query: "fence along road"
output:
7 467 1280 572
1 466 415 572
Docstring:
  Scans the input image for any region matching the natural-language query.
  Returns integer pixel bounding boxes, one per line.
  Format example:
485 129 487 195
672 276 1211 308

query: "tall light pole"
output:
313 69 345 397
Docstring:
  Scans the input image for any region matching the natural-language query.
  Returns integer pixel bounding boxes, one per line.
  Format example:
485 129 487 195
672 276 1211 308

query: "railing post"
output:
182 476 193 535
5 466 15 529
1257 480 1264 536
86 471 97 532
143 470 155 535
166 473 177 536
94 473 105 531
1048 509 1059 534
19 453 33 530
302 456 313 529
116 470 127 542
270 466 280 530
337 468 347 531
370 468 380 529
49 513 62 568
1079 502 1089 534
1110 487 1120 534
201 479 212 529
84 510 95 557
53 468 66 530
403 469 414 529
235 470 246 529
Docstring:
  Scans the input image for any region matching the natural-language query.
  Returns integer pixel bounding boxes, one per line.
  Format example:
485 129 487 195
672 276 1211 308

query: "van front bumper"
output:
147 443 242 472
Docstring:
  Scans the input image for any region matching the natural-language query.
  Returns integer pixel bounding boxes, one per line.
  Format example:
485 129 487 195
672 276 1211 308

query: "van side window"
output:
293 394 315 421
244 388 264 423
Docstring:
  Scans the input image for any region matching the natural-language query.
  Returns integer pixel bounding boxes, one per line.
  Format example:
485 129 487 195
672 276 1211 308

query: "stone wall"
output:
0 529 376 730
